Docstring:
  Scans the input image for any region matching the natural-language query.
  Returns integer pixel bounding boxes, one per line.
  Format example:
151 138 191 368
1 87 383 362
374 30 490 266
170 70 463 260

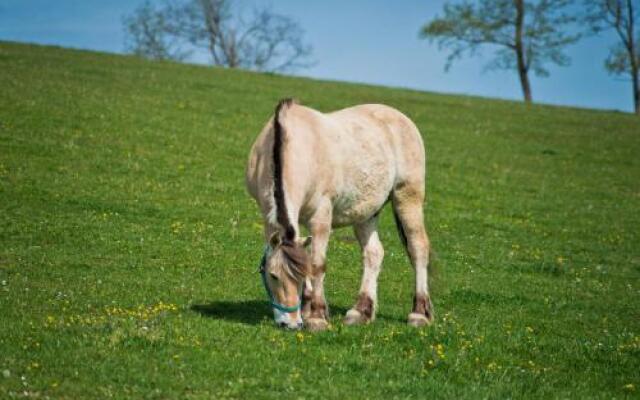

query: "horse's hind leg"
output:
392 183 434 327
344 216 384 325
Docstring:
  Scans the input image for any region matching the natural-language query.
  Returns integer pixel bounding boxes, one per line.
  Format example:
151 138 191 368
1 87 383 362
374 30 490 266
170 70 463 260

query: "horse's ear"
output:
300 236 312 249
270 232 281 248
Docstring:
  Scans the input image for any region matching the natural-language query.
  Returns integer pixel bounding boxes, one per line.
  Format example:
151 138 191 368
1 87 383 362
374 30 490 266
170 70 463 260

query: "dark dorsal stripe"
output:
272 98 296 242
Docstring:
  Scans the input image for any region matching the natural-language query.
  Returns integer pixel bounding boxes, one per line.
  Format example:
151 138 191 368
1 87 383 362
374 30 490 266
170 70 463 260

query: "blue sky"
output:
0 0 632 112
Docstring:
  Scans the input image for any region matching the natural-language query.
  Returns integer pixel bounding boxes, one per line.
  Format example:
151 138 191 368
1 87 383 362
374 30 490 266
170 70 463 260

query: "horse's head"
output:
260 233 312 329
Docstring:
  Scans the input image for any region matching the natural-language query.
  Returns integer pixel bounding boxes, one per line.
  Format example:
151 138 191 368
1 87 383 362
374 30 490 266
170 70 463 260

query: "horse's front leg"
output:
345 217 384 325
302 208 332 331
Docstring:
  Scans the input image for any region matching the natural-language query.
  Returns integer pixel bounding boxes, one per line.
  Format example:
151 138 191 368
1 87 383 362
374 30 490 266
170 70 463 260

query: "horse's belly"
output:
332 204 382 227
330 170 394 227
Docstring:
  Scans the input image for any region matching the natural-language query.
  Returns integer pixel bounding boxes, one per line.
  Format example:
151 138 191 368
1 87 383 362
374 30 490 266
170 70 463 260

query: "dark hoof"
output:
344 293 374 326
410 294 434 327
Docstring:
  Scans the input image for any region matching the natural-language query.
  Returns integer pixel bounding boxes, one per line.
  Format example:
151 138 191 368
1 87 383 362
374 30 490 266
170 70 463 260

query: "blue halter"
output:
258 246 302 313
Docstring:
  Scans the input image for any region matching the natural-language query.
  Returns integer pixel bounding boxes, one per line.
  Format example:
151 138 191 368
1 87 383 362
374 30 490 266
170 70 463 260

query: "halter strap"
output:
258 246 302 313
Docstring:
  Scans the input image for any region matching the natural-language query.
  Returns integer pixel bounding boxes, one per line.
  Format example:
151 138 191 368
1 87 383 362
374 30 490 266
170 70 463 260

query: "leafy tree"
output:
585 0 639 115
421 0 580 103
123 0 313 72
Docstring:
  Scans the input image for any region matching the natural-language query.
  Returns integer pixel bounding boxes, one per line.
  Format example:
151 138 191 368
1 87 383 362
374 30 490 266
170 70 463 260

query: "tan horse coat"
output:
246 99 433 330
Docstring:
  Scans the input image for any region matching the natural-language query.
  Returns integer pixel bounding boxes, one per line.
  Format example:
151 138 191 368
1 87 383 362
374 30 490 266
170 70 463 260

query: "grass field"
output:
0 41 639 399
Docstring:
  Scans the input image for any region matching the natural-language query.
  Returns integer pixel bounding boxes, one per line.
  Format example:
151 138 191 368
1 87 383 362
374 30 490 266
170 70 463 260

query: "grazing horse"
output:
245 99 433 331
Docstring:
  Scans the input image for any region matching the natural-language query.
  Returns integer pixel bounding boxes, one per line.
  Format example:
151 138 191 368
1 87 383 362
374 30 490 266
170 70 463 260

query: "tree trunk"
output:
516 56 533 103
627 0 639 115
514 0 532 103
633 70 639 115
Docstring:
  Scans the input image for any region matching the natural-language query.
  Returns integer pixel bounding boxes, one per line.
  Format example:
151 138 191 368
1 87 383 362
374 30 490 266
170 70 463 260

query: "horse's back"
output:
327 104 425 183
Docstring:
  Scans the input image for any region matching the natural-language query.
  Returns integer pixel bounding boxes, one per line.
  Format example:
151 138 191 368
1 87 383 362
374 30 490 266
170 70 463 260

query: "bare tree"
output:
585 0 639 115
420 0 580 103
123 2 191 61
123 0 313 72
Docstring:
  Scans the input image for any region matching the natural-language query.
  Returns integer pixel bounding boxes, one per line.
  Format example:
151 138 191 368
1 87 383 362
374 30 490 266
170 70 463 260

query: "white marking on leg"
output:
310 273 325 305
359 231 383 303
353 219 384 319
415 254 428 296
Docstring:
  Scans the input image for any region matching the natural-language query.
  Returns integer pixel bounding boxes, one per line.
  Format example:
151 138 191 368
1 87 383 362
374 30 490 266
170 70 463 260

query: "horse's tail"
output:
392 203 434 288
272 98 297 242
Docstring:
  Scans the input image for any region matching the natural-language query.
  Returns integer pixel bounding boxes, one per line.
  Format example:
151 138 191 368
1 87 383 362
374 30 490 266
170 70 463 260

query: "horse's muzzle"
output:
273 308 303 330
278 320 303 330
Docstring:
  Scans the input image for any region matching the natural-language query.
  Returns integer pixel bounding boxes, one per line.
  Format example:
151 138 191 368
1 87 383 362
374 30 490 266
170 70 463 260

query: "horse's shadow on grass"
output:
190 300 271 325
190 300 400 326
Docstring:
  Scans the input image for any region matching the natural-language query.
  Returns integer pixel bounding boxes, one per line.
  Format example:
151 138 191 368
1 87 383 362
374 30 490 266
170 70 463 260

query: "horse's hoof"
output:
408 312 433 327
305 318 329 332
344 309 370 326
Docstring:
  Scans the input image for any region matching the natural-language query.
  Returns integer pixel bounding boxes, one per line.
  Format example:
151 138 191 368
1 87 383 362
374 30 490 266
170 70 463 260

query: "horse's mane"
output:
272 98 297 242
272 98 310 282
278 242 309 282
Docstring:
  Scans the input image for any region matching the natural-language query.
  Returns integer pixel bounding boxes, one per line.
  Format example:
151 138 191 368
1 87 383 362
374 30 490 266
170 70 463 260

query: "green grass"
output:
0 41 638 399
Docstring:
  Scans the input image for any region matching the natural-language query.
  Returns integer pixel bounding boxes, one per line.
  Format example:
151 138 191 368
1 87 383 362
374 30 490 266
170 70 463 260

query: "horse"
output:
245 98 433 331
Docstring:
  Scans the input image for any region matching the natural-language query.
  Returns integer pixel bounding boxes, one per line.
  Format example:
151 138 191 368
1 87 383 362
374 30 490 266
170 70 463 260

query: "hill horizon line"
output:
2 39 632 116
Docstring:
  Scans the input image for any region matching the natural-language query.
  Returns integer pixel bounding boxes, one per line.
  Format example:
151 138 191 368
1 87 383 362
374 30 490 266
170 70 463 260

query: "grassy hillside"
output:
0 41 638 399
